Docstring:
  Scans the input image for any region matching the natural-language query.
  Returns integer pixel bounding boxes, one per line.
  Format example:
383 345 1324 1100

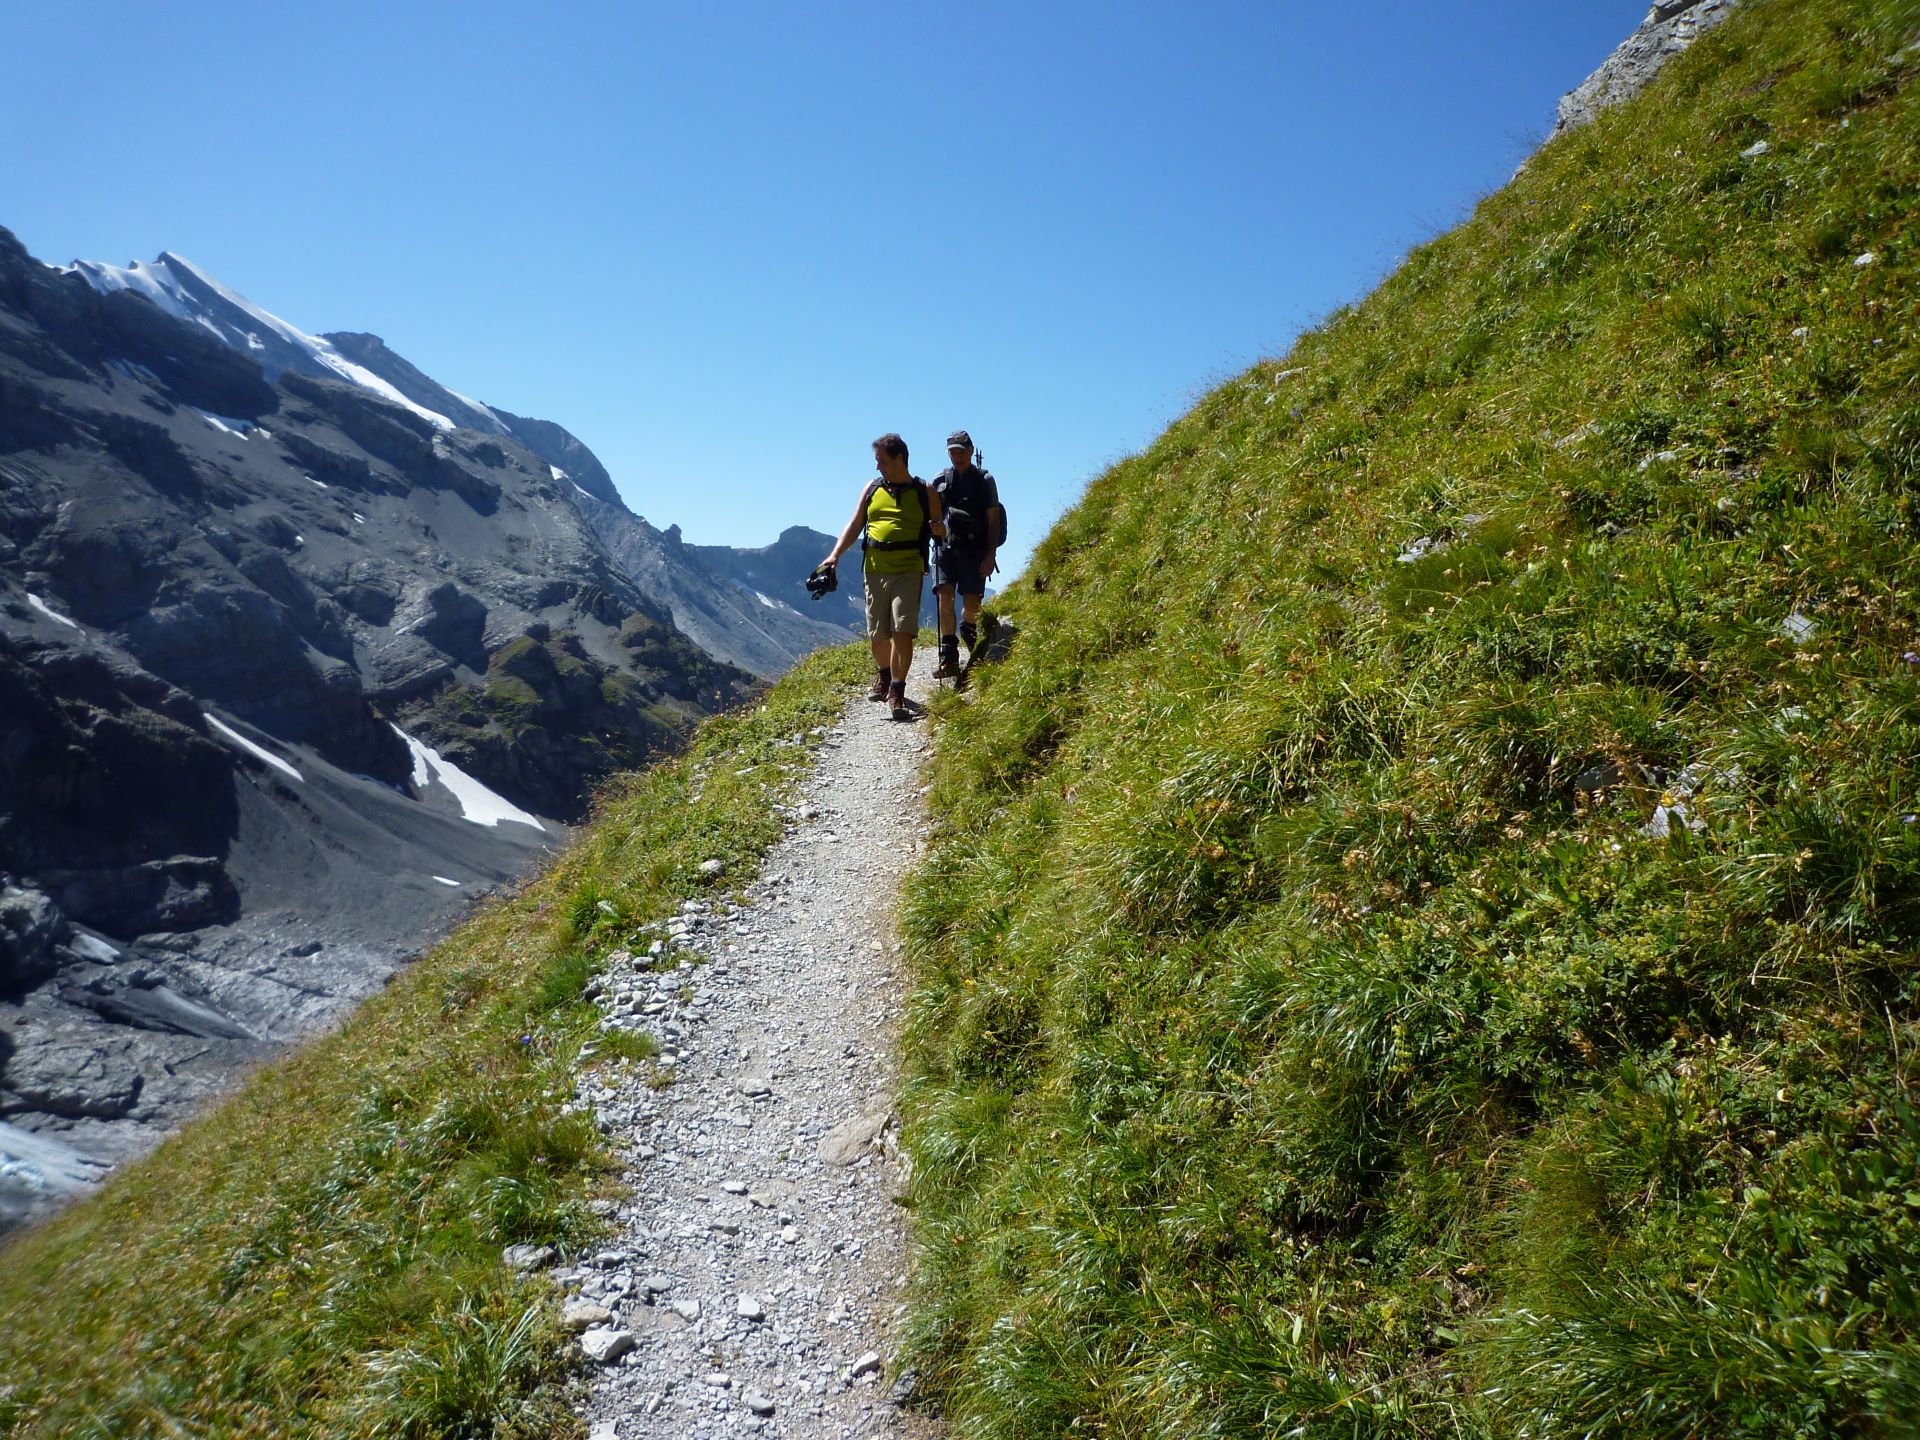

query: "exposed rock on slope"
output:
1552 1 1743 136
75 253 858 679
690 522 867 637
19 231 753 816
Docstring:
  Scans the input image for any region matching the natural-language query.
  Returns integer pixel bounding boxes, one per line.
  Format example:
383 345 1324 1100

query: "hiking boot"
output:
867 668 891 701
889 682 911 721
934 637 960 679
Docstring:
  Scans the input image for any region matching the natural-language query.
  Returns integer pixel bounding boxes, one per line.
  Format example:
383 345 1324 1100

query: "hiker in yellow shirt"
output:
820 432 944 720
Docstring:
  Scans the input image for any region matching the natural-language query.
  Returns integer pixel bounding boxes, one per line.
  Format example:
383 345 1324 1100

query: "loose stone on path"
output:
570 654 943 1438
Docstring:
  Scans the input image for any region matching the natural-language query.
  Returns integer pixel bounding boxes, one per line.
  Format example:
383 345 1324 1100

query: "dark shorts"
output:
935 545 989 597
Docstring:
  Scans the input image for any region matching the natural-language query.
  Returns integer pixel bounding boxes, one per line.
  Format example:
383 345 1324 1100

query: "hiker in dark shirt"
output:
931 430 1001 678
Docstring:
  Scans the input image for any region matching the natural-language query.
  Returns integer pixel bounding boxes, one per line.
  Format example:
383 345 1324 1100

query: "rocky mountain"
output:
690 523 866 635
584 502 858 679
0 225 756 1224
318 329 858 667
71 251 859 678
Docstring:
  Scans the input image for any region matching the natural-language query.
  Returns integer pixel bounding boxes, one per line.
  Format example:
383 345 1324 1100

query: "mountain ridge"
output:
65 250 857 677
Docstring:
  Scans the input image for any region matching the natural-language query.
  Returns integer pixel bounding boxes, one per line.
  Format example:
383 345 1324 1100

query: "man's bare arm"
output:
823 488 872 568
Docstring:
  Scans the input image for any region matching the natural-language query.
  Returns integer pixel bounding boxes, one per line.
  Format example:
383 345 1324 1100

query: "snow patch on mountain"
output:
392 724 547 831
26 592 80 629
440 384 505 432
206 715 305 782
105 357 159 384
69 253 460 432
194 409 252 438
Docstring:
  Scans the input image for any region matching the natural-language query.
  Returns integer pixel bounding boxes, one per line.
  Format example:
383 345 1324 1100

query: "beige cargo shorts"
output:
864 569 923 637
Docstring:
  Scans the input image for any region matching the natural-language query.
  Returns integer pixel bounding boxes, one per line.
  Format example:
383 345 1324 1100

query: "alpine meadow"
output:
899 1 1920 1435
2 0 1919 1437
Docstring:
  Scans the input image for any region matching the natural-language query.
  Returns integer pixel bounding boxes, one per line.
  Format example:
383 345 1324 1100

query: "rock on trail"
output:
567 651 944 1438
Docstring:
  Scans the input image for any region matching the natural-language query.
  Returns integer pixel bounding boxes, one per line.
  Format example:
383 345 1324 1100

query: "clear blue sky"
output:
4 1 1640 577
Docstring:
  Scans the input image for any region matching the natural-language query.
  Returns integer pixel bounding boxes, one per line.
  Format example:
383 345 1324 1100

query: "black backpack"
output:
939 463 1007 549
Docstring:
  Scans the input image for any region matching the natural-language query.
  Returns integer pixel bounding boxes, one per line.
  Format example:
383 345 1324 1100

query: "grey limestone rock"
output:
502 1243 557 1273
1551 1 1743 138
819 1108 892 1166
580 1327 637 1365
0 884 65 992
563 1299 617 1333
0 1031 146 1119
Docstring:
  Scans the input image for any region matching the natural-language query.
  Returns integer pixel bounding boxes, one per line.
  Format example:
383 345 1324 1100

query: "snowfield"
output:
392 724 547 831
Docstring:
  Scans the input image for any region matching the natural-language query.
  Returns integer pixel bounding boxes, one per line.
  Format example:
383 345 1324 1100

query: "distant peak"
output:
154 251 215 284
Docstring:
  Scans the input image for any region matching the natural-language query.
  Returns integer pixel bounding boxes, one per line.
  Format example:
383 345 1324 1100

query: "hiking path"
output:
568 653 944 1440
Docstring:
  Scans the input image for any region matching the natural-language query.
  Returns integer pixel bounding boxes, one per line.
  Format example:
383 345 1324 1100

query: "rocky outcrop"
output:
0 885 64 993
399 620 751 822
0 632 240 932
485 405 626 508
1552 1 1743 137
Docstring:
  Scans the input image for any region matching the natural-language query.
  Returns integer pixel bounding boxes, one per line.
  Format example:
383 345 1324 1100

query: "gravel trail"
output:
570 653 943 1440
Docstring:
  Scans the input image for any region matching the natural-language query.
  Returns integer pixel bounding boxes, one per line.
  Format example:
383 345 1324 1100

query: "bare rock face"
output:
1552 1 1743 138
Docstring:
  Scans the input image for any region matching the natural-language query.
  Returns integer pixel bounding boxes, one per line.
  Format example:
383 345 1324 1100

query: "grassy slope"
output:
901 2 1920 1435
0 645 865 1438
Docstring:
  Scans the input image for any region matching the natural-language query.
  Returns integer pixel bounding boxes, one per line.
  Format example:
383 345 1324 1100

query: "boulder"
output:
0 884 65 992
39 856 237 935
1552 1 1743 138
819 1108 893 1166
58 967 255 1041
0 1032 145 1119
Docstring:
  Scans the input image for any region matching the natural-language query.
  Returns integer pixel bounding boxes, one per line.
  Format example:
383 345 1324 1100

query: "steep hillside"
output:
901 1 1920 1435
